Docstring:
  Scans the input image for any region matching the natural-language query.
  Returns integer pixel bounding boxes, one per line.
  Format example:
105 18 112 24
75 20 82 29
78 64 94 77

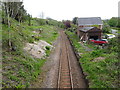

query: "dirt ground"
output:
30 31 61 88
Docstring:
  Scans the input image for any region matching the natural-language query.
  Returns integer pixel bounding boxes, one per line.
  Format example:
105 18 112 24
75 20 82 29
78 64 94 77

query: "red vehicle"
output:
90 39 108 45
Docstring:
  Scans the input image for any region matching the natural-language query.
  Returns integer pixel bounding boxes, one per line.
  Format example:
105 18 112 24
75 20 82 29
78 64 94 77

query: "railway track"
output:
57 31 73 89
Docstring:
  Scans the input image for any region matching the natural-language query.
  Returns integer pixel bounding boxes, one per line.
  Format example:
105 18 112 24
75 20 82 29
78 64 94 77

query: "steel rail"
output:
57 31 73 89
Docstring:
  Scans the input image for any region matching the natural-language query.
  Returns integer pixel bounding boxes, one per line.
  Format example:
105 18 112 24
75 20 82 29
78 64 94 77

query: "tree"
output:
72 17 78 25
1 1 27 51
2 2 12 51
116 17 120 28
63 20 71 29
2 2 27 24
102 21 111 33
108 17 118 27
28 14 32 26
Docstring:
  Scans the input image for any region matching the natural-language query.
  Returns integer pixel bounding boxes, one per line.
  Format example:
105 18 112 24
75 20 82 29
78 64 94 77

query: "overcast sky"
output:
23 0 119 21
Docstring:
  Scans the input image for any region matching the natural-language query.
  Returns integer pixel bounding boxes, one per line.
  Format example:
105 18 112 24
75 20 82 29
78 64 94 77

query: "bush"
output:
45 46 50 50
102 21 111 33
53 32 57 35
106 37 119 53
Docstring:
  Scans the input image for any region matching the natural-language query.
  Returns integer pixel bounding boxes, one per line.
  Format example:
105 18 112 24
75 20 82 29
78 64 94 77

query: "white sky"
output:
23 0 120 21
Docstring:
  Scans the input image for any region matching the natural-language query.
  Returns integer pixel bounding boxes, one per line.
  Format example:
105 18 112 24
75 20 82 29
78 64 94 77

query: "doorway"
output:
89 36 98 40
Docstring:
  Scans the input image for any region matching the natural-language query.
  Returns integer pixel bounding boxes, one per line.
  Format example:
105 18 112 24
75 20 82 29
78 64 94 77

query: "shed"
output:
78 27 102 41
77 17 103 29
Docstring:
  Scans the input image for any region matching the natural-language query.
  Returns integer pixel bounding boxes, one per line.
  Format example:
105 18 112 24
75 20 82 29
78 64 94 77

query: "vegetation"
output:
102 20 111 33
2 17 59 88
67 24 77 32
66 30 119 88
1 1 119 89
106 17 120 31
108 17 118 27
63 20 71 29
102 17 120 36
2 2 28 25
1 1 61 88
72 17 78 25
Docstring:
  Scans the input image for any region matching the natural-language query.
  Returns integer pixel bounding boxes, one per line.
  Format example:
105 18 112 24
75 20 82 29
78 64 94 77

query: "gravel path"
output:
40 32 61 88
30 31 61 88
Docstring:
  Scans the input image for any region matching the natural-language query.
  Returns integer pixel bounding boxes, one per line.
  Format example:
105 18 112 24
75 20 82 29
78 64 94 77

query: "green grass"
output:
80 51 119 88
111 27 120 30
2 51 46 88
2 17 59 88
38 25 58 44
118 31 120 33
66 30 119 88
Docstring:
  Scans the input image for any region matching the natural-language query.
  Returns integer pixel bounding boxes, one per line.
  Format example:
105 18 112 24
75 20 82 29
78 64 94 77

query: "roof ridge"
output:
77 17 103 25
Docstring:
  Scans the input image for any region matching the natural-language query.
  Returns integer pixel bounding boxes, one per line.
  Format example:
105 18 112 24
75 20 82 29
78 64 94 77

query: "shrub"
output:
45 46 50 50
106 37 119 53
53 32 57 35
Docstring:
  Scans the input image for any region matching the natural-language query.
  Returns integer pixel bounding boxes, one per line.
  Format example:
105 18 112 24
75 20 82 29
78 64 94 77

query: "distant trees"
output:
62 20 78 32
72 17 78 25
108 17 118 27
117 17 120 28
102 21 111 33
2 2 28 24
108 17 120 28
106 17 120 29
63 20 71 29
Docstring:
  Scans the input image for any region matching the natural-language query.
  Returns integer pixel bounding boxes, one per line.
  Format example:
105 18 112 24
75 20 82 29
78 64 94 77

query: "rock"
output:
24 40 53 59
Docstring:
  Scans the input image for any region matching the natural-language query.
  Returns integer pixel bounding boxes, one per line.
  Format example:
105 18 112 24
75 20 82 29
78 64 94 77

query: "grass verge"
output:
2 18 58 88
65 30 119 88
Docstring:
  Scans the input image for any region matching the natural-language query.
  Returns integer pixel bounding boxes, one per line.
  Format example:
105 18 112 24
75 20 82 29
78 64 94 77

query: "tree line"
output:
107 17 120 28
1 1 30 25
1 1 31 51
